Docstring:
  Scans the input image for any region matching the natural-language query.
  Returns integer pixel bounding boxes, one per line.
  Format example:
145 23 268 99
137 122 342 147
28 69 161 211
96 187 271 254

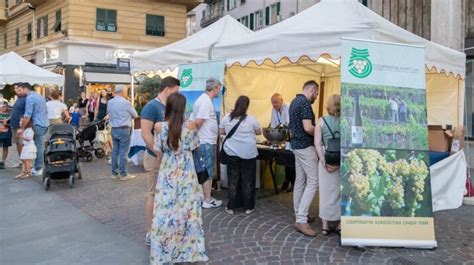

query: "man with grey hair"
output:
191 77 222 208
107 84 138 181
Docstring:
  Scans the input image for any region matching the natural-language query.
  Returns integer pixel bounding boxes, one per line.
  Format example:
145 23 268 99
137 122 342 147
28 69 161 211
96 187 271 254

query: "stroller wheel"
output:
85 152 93 162
43 177 51 191
69 174 75 188
77 163 83 180
95 148 105 159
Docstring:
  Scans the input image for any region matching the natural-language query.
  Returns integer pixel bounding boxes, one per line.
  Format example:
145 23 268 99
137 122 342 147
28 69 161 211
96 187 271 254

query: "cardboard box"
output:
450 126 466 154
428 125 453 152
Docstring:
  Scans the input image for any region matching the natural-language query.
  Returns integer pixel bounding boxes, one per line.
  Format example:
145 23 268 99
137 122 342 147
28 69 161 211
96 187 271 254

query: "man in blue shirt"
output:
107 85 138 181
288 80 319 237
10 83 27 166
140 76 180 246
17 83 49 176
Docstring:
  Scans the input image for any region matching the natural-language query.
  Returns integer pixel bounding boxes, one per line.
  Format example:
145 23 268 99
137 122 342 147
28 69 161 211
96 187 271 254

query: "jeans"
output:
199 143 216 180
111 127 131 176
226 155 257 210
293 146 319 223
33 125 48 171
391 109 399 123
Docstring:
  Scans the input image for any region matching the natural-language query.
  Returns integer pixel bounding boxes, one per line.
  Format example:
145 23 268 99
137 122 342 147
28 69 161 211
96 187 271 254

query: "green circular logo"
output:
180 68 193 88
349 48 373 78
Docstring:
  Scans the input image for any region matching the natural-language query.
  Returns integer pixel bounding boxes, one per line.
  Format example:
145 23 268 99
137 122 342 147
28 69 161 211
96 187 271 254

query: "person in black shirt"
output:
288 80 319 237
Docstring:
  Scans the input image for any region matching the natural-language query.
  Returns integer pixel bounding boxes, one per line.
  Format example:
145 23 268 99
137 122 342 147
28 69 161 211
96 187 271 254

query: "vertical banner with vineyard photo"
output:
178 60 225 120
340 38 437 248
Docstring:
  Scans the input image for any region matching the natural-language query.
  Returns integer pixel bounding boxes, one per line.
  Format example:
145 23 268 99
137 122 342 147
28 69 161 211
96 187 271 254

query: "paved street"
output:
1 147 473 265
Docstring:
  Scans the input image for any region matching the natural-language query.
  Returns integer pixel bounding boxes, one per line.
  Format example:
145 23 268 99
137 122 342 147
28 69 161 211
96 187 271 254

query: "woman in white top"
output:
46 89 71 125
219 96 262 215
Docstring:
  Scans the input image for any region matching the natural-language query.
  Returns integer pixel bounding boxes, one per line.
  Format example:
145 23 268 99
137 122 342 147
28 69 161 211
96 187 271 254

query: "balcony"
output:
156 0 203 11
200 6 223 28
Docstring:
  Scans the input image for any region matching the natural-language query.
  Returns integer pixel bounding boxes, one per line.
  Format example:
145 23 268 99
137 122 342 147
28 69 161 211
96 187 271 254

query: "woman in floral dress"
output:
150 93 208 264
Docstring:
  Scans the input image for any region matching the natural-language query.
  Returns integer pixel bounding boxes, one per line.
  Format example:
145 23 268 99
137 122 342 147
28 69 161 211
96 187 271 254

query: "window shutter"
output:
44 15 48 36
249 13 254 30
107 10 117 32
157 16 164 36
3 33 6 49
37 18 41 38
15 28 19 46
96 9 106 31
265 6 270 26
227 0 230 11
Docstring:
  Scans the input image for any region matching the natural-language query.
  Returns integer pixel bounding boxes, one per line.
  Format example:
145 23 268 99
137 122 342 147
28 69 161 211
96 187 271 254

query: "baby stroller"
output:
43 124 82 191
76 119 107 162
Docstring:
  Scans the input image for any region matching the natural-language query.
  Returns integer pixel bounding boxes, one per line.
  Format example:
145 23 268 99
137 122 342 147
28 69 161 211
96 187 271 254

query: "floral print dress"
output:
150 121 208 264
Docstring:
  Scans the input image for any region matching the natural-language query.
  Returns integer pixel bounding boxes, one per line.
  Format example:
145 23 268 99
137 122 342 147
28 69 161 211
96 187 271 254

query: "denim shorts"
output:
199 143 216 180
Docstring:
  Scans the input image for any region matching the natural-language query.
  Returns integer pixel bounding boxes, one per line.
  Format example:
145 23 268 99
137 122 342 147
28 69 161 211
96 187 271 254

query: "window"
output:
3 33 7 49
249 13 254 30
241 0 246 4
96 8 117 32
254 10 263 29
241 16 248 27
15 28 19 46
269 3 280 25
54 9 61 32
265 6 270 26
27 23 32 42
227 0 236 11
37 15 48 38
146 14 165 37
359 0 368 6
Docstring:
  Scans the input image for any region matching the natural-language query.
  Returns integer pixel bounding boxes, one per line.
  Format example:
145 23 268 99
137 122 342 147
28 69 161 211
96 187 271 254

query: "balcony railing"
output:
200 7 223 28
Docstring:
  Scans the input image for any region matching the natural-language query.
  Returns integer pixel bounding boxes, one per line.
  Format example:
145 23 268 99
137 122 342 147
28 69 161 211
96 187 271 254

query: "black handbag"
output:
193 147 209 184
322 117 340 166
220 116 245 165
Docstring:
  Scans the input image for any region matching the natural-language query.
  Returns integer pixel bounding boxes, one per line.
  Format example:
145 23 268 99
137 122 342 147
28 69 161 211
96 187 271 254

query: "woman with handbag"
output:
219 96 262 215
150 93 208 264
314 94 341 236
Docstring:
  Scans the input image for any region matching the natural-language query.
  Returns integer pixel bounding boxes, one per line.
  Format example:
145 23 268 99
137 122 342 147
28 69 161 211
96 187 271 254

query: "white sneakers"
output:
202 198 223 209
31 168 43 177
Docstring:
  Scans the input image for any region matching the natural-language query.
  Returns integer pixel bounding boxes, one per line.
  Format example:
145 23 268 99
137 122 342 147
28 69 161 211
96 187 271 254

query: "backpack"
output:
322 117 340 166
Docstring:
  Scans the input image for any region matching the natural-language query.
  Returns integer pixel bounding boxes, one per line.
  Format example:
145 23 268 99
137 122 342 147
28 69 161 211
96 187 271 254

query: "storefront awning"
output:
84 72 131 84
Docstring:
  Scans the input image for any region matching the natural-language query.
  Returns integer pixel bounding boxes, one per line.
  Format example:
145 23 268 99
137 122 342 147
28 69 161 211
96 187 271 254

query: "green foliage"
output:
135 77 161 115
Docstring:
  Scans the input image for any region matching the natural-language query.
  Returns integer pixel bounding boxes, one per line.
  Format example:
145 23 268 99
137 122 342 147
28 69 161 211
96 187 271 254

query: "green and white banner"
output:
177 60 225 119
340 38 437 248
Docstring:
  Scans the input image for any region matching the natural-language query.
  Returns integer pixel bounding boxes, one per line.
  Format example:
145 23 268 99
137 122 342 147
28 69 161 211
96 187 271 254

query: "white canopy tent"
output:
212 0 466 127
130 15 253 74
0 51 64 86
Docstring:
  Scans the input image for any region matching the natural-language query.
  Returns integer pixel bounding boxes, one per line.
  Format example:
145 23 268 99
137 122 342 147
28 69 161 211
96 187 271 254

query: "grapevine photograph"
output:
340 83 429 150
341 148 433 218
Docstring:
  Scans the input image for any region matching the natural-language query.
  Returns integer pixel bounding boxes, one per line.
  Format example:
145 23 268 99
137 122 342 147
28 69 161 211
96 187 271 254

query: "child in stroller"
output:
76 119 108 162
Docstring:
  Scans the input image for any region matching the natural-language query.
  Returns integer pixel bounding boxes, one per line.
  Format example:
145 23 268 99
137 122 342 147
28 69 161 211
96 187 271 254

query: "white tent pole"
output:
131 74 135 106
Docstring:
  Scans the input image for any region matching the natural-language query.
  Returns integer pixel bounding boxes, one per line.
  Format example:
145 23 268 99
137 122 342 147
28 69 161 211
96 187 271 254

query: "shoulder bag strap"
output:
322 117 335 138
222 115 245 146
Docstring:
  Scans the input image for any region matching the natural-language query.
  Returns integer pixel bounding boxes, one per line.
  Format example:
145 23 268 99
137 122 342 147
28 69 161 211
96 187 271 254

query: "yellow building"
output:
0 0 201 99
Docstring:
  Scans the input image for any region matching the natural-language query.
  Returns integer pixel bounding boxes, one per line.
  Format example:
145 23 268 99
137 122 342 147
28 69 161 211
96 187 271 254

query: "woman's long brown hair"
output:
165 93 186 151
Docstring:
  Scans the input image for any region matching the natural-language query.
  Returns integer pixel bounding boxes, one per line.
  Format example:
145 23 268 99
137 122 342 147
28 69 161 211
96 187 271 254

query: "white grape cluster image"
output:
352 59 368 74
341 148 432 218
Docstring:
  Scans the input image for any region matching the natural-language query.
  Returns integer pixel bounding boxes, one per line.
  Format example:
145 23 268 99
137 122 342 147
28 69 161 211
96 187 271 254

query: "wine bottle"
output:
351 95 363 147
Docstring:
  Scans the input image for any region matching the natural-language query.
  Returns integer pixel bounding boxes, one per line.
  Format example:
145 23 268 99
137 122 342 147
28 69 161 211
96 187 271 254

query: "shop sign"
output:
117 58 130 70
105 49 138 61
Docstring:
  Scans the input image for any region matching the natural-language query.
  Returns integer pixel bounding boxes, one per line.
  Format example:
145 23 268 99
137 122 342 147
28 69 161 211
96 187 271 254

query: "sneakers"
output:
245 209 255 215
295 222 317 237
119 175 136 181
107 159 112 165
144 232 151 246
111 175 119 180
31 168 43 177
202 198 222 209
224 207 234 215
0 161 5 169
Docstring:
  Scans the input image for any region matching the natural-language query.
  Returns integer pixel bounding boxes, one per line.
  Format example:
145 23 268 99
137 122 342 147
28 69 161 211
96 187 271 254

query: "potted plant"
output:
133 75 161 129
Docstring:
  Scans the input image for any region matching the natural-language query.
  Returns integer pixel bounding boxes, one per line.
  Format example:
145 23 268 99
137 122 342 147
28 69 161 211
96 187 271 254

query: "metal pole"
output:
130 74 135 106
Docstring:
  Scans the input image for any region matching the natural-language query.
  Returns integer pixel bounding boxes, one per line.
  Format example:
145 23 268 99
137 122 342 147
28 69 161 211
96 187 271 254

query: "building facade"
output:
0 0 201 100
191 0 474 135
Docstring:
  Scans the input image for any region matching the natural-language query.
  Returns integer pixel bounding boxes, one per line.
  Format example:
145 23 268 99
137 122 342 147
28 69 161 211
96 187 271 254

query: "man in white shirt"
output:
191 78 222 209
389 96 399 123
270 94 294 192
270 93 290 128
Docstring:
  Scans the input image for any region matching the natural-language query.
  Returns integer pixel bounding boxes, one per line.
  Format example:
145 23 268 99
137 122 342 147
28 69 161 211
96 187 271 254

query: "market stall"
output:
0 51 64 86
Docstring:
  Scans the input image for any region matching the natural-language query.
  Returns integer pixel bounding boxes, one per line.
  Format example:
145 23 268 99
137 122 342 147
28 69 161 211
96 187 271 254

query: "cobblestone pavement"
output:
4 147 474 265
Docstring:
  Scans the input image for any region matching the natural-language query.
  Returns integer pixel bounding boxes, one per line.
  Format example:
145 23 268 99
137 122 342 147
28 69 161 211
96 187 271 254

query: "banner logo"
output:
349 48 373 78
180 68 193 87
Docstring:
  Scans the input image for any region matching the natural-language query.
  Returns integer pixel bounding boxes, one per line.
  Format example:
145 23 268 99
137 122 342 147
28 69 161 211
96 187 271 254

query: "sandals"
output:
14 172 31 179
14 173 24 179
322 229 331 236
